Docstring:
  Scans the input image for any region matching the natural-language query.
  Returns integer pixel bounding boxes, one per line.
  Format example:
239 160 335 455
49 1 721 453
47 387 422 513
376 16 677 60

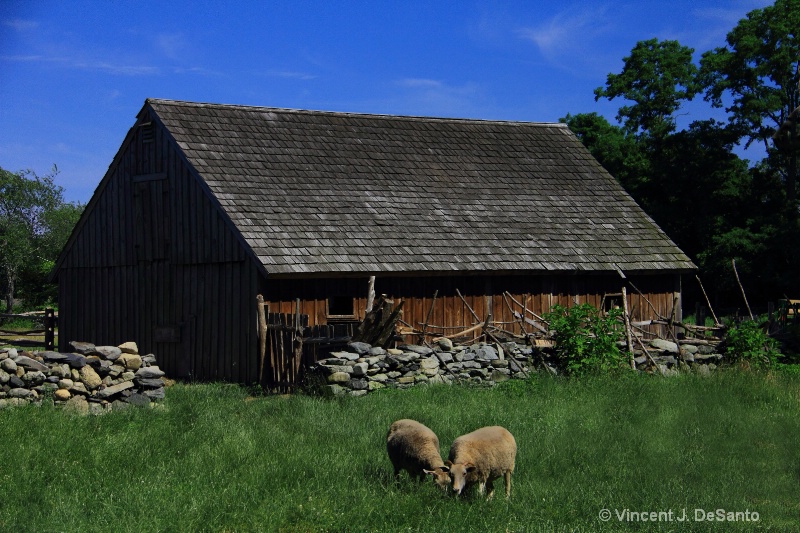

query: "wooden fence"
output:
0 309 57 350
257 296 356 392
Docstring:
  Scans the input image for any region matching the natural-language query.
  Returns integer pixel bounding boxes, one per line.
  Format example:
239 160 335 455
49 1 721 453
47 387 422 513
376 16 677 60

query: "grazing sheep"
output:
445 426 516 499
386 419 450 489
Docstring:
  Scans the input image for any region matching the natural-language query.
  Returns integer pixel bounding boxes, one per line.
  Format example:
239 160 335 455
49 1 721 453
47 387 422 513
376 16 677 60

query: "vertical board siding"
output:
57 111 260 383
265 273 682 343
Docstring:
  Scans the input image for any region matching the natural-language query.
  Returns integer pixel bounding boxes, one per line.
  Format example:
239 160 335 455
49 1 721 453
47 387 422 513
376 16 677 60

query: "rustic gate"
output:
256 295 359 392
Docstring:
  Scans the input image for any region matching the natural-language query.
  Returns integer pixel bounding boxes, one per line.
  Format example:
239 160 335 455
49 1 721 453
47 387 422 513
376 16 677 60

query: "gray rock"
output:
124 393 151 406
350 363 369 377
69 341 96 354
134 366 165 379
9 388 35 399
40 351 68 362
15 356 48 372
368 346 386 356
0 369 8 384
368 373 389 383
475 346 499 361
22 371 46 385
69 381 89 396
419 357 440 370
63 353 87 369
349 378 369 390
347 342 372 355
134 378 165 389
93 346 122 360
95 381 135 399
0 358 16 373
651 339 679 354
349 390 368 397
437 338 454 352
143 388 165 400
436 352 454 363
399 344 433 355
8 375 25 388
330 351 359 361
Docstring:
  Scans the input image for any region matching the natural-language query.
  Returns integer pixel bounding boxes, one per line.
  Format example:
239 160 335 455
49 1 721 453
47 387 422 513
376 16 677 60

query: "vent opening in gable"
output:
139 121 155 143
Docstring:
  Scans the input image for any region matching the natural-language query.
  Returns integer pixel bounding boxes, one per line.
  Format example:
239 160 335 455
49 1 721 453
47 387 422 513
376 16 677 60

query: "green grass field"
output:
2 371 799 532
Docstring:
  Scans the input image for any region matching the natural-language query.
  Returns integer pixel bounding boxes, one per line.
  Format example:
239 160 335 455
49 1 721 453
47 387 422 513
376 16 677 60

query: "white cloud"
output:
154 32 188 60
1 53 159 76
391 78 484 117
262 69 317 81
3 19 38 31
517 5 615 76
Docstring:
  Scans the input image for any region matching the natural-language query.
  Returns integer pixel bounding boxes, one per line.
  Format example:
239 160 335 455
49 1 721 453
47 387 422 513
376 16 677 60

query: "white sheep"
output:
445 425 517 499
386 419 450 489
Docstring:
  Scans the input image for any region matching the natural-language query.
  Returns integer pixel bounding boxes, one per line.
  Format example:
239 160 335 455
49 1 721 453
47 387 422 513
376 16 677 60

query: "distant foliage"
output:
724 319 782 368
543 303 628 376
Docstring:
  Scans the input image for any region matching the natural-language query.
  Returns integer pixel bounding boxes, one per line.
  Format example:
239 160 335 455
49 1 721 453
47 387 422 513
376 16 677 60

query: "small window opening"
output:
140 121 155 143
602 293 622 313
328 296 355 318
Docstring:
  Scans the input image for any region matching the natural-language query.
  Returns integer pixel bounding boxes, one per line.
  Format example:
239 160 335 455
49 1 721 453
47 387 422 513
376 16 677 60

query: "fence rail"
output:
0 309 57 350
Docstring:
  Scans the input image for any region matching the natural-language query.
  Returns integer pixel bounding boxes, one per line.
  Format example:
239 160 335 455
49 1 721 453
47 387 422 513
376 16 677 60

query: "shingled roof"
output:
146 98 696 276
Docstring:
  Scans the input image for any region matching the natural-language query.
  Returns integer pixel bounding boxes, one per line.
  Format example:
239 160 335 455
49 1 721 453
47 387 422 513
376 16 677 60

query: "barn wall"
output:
56 110 262 383
264 272 683 338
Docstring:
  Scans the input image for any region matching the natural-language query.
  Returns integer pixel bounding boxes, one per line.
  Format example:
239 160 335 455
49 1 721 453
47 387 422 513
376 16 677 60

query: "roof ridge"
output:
145 98 567 127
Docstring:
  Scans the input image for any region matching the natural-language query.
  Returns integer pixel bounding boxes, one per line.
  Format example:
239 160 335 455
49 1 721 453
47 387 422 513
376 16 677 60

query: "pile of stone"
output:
308 338 534 397
0 341 168 414
633 338 723 376
309 335 726 397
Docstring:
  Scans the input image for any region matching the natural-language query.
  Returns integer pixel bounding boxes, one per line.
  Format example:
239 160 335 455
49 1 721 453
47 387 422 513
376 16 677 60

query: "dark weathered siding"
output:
56 110 261 382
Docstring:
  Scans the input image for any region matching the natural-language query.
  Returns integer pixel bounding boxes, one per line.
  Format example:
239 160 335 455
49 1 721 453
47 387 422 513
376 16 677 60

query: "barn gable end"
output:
54 106 263 381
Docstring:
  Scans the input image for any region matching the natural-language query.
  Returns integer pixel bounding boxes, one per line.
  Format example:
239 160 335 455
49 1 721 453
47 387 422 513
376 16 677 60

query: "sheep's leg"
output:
485 478 495 500
504 471 512 498
477 481 486 496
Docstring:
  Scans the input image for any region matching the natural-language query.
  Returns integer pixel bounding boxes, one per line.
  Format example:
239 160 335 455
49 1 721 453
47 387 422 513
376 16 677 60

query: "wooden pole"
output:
695 275 721 326
621 286 635 369
257 295 268 384
366 276 376 313
731 260 754 320
44 308 55 351
419 290 439 345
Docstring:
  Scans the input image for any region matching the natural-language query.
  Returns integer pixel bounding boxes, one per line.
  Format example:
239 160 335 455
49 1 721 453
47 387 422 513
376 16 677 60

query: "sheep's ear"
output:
439 465 450 473
445 460 453 467
423 469 434 475
465 463 477 473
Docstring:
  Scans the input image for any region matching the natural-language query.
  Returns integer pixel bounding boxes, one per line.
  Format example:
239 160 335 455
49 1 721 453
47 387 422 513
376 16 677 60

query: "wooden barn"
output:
51 98 696 385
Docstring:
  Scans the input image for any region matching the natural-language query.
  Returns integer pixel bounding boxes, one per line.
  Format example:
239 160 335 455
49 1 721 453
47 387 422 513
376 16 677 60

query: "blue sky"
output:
1 0 772 204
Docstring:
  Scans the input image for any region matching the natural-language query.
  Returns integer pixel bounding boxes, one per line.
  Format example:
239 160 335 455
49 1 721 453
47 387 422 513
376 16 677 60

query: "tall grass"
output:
2 371 799 532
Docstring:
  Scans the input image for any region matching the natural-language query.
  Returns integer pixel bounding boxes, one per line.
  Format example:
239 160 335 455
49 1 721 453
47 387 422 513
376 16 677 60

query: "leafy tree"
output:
700 0 800 208
0 166 83 313
594 38 701 141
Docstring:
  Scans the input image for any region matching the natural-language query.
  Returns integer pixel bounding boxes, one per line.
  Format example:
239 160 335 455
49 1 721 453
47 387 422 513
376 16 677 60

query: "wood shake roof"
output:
147 98 696 276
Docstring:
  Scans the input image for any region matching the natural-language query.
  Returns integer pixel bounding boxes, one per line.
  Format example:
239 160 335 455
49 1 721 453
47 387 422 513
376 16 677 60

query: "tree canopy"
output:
567 0 800 309
0 166 83 313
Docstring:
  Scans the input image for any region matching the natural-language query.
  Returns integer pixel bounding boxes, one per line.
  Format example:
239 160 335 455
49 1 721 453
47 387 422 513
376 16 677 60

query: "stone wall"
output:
308 337 724 397
308 338 534 397
0 341 168 414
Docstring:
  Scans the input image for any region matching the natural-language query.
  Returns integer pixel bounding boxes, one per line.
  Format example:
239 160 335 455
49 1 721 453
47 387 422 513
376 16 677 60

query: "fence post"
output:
44 308 56 351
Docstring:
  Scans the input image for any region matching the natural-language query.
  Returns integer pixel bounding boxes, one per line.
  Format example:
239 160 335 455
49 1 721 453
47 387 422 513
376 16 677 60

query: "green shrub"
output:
543 303 628 376
724 319 782 368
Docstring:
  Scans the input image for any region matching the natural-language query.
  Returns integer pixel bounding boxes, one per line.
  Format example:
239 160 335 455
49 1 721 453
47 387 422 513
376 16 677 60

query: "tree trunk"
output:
4 266 15 314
